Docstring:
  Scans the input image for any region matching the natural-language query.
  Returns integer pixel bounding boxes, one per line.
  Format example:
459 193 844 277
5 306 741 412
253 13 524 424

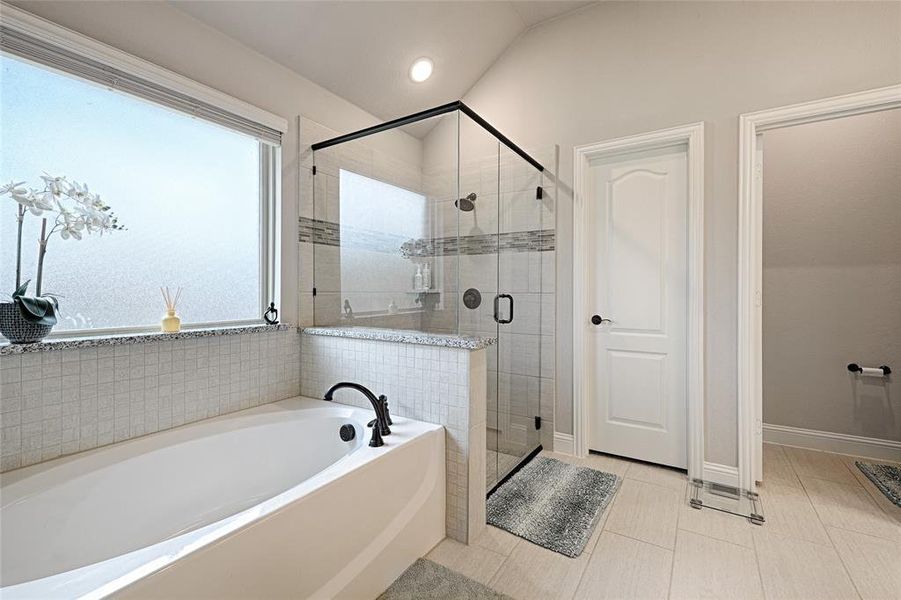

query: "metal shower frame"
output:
310 100 545 173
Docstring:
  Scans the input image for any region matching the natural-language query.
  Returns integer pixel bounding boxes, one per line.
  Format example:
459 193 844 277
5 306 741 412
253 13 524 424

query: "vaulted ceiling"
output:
170 1 595 126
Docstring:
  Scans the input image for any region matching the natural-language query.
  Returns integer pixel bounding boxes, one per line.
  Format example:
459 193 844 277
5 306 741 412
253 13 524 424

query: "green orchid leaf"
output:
14 295 58 326
12 280 30 298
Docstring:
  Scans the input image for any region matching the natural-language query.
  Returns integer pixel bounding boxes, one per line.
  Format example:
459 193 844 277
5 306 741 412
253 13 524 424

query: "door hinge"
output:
312 165 317 175
535 416 542 430
312 287 317 297
536 186 543 200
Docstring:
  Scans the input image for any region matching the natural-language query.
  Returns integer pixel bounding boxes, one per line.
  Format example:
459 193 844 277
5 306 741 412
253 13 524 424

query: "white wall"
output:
460 1 901 465
11 0 901 467
762 108 901 442
8 0 422 328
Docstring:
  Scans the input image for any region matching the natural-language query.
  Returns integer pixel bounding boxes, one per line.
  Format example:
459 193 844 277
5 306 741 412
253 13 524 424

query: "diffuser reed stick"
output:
160 286 182 312
160 286 182 333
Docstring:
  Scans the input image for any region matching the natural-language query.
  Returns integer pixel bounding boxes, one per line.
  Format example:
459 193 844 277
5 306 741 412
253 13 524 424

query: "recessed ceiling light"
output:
409 58 433 83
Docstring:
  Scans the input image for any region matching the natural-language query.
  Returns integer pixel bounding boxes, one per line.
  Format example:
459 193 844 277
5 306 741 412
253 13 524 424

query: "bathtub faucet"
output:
323 382 391 447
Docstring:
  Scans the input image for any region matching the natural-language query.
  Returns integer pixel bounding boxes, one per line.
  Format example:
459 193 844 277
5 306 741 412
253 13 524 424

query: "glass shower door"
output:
456 114 504 490
492 145 544 487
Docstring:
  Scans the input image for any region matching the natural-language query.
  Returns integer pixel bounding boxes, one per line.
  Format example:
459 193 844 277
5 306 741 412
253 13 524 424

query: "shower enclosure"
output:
309 102 554 491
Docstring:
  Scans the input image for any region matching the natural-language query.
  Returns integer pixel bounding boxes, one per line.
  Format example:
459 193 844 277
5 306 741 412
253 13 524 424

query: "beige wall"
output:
460 1 901 465
7 0 422 328
9 0 901 467
762 108 901 442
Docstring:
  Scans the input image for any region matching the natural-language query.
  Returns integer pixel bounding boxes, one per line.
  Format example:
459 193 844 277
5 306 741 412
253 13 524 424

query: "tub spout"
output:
323 382 391 447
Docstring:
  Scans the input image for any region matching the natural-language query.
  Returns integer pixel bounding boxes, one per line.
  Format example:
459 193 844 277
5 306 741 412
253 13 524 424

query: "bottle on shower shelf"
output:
423 262 432 290
413 264 423 291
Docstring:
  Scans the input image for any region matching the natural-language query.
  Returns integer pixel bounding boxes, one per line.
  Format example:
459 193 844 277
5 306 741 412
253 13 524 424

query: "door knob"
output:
591 314 612 325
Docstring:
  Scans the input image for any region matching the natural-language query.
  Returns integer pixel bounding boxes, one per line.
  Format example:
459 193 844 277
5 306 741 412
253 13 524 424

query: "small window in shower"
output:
330 169 428 317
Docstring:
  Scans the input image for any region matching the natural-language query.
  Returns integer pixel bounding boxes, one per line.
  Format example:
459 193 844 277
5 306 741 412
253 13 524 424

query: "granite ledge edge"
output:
0 324 294 355
300 326 496 350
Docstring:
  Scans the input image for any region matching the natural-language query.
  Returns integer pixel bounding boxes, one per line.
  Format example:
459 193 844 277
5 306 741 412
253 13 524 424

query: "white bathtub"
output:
0 397 445 599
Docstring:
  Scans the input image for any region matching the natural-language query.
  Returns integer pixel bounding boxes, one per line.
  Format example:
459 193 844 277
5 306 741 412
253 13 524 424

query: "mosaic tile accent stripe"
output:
298 217 339 246
299 217 555 256
401 230 555 257
298 217 407 254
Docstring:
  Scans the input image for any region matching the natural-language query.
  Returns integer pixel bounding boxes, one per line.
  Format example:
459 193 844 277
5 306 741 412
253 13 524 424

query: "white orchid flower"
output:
32 191 55 212
59 215 85 240
5 173 125 297
40 175 65 196
0 181 27 195
10 191 35 208
3 174 124 236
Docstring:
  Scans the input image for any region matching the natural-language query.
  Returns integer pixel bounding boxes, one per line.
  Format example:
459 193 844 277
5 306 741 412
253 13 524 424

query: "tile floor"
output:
487 449 522 487
423 445 901 600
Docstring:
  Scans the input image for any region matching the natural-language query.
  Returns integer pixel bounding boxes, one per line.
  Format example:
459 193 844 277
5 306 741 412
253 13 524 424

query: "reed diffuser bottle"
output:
160 286 182 333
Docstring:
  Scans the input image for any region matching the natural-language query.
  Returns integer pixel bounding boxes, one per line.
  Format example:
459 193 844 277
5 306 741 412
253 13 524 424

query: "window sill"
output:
0 323 293 356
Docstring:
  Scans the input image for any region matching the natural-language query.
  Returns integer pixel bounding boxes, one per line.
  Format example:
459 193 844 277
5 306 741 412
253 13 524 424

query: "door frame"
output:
737 84 901 491
572 122 705 482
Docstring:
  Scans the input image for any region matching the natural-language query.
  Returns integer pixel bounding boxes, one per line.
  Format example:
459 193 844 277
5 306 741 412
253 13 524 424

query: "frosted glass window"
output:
338 169 426 314
1 55 263 332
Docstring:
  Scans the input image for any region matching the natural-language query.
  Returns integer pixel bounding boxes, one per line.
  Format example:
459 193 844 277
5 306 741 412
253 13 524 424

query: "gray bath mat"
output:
486 456 620 558
378 558 512 600
856 461 901 507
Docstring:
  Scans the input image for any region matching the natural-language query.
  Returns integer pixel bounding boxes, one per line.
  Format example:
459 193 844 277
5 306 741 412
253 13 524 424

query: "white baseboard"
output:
702 461 740 487
553 432 574 455
763 423 901 462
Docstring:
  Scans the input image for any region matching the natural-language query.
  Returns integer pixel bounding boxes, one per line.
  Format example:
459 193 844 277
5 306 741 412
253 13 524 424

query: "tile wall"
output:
300 332 486 543
0 328 301 472
298 114 557 458
298 116 429 329
426 148 557 461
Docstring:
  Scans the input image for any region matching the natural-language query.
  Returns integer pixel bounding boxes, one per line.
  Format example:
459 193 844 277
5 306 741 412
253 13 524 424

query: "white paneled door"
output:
588 146 688 469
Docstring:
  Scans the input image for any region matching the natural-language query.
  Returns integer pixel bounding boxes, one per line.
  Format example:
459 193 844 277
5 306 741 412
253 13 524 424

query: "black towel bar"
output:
847 363 892 376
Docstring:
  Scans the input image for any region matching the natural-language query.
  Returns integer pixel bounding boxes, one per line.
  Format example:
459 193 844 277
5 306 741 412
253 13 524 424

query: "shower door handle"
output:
494 294 514 324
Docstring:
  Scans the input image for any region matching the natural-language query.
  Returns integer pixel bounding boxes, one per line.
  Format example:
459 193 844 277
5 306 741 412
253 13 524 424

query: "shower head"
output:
455 192 477 212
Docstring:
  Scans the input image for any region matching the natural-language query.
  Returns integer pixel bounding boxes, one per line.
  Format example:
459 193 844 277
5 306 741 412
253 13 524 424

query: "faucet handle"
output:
366 396 392 436
378 394 393 426
368 421 384 447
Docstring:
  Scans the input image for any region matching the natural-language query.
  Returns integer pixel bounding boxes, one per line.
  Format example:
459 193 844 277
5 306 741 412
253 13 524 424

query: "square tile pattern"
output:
424 446 901 600
0 329 301 472
300 332 487 542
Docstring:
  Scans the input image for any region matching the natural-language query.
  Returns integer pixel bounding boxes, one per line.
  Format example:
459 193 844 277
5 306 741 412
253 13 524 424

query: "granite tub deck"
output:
300 326 496 350
301 326 493 543
0 324 292 355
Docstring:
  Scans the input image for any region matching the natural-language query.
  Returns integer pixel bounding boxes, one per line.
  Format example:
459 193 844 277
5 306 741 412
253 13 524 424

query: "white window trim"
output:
0 5 287 135
1 4 287 339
